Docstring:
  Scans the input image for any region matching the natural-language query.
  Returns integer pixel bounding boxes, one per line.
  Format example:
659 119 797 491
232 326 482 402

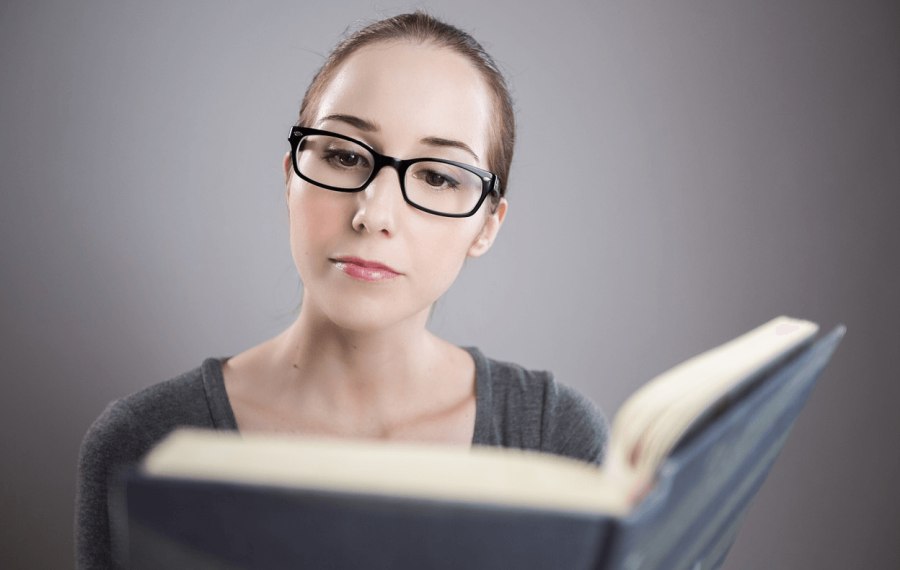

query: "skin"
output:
222 41 508 445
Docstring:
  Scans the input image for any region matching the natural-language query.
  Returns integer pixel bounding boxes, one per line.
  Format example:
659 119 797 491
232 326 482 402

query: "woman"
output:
76 12 607 568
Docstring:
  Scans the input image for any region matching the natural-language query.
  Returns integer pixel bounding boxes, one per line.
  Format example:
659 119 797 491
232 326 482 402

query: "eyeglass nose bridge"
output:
358 153 409 195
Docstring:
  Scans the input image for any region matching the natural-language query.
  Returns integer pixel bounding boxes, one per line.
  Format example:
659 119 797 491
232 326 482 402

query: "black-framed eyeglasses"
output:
287 127 501 218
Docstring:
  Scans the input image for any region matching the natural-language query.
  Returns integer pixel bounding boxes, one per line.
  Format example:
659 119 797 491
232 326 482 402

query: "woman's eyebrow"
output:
420 137 479 162
318 114 379 131
317 114 479 162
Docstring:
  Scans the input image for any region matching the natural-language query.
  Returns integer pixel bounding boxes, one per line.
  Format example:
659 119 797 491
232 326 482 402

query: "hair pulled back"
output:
297 11 516 198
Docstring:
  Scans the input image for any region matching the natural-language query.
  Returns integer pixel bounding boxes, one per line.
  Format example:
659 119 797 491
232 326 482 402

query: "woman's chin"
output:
311 298 432 335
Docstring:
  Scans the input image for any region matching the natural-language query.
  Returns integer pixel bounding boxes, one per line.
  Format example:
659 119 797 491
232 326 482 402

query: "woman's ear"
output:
467 198 508 258
283 151 292 191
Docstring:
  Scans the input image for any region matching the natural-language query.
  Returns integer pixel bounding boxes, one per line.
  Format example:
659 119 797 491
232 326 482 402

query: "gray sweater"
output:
75 347 608 569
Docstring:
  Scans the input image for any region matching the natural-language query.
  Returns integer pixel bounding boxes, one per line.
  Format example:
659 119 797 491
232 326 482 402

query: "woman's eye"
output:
423 170 459 189
337 152 360 167
324 150 367 168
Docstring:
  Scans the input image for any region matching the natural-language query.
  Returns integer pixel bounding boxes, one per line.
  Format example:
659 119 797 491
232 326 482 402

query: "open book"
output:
116 317 845 570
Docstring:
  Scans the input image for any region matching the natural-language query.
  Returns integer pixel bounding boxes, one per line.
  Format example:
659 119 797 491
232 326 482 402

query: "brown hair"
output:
296 11 516 198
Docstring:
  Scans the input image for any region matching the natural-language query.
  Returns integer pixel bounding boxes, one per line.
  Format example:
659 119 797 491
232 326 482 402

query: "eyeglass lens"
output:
296 134 485 215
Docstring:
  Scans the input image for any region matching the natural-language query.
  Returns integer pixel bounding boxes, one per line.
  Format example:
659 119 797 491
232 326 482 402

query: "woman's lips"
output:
331 257 401 282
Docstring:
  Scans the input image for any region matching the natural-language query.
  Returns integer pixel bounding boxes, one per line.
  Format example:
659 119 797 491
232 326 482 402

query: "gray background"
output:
1 0 897 568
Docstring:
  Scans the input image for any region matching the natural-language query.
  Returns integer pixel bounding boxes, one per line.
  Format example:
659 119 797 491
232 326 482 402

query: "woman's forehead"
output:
313 42 493 160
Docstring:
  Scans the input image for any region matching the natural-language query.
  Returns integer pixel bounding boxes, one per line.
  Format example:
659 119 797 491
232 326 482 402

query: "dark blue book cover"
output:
598 325 846 569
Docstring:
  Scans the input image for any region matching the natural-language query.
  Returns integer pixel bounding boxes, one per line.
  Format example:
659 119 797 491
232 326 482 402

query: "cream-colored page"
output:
144 428 634 516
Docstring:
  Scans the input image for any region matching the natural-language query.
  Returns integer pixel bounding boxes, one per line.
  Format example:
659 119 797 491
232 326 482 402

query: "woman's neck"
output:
222 299 476 441
267 302 448 419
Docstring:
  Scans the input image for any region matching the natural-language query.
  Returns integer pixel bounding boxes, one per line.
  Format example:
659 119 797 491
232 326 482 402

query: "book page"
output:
143 428 634 516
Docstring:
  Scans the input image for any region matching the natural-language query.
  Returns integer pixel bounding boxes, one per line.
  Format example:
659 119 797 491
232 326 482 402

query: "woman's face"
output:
284 41 508 332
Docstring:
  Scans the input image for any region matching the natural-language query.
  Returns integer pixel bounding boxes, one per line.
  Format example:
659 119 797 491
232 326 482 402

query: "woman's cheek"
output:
414 227 476 301
291 185 347 236
288 188 346 277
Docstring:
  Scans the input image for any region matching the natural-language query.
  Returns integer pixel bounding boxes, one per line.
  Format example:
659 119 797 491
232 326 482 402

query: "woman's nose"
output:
351 167 402 236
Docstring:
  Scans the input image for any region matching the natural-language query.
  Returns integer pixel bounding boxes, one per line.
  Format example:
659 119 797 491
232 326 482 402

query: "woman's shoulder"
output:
468 347 600 413
79 359 226 463
466 347 608 465
75 359 226 568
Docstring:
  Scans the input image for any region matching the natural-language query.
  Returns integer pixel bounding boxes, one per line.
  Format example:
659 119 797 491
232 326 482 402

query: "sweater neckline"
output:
200 346 492 446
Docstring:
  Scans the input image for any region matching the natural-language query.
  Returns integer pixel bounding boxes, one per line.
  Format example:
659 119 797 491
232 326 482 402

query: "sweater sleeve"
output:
75 400 150 569
539 378 608 466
